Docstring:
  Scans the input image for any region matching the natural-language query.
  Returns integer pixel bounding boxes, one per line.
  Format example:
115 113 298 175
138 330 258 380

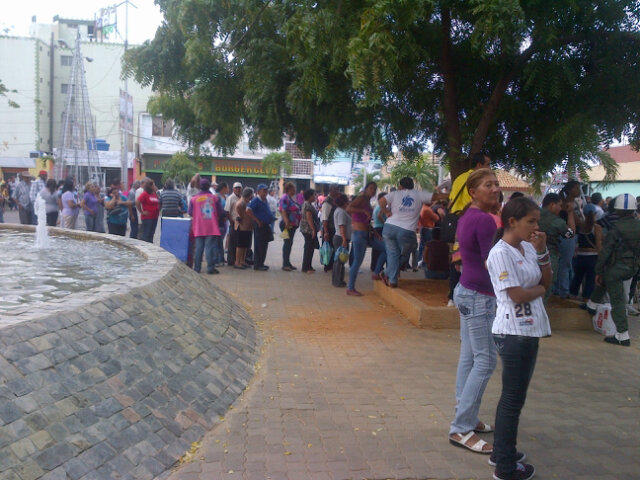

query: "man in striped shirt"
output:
159 179 186 217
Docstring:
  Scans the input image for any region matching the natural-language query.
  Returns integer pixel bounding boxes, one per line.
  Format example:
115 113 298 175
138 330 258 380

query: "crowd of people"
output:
2 154 639 480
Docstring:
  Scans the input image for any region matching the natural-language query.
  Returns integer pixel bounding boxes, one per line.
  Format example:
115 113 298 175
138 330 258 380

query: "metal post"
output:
121 0 129 188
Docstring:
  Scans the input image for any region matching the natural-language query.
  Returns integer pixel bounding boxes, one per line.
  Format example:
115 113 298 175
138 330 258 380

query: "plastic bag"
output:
592 303 616 337
320 241 334 266
334 246 349 264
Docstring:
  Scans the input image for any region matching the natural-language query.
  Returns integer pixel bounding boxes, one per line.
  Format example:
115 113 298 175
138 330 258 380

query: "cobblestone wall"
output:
0 226 258 480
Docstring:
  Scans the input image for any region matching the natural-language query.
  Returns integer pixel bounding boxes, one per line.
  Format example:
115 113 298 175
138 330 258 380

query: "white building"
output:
0 16 152 182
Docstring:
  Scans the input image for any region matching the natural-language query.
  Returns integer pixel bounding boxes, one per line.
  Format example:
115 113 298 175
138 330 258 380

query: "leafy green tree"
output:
125 0 640 182
161 151 199 185
261 152 293 179
390 155 439 191
351 169 392 192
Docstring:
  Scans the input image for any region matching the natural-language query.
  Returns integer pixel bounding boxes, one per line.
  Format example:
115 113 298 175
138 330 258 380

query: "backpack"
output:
440 185 465 243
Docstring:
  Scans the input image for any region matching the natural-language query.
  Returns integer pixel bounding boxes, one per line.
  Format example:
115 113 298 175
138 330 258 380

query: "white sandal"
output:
449 431 493 454
474 421 493 433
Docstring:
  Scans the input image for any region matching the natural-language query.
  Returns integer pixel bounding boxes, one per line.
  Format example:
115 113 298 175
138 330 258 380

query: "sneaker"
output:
447 299 455 307
489 451 526 467
604 336 631 346
627 304 640 316
254 265 269 271
580 303 596 315
493 462 535 480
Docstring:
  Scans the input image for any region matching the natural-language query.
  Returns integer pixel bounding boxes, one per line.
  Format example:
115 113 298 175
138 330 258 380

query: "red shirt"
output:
138 190 160 220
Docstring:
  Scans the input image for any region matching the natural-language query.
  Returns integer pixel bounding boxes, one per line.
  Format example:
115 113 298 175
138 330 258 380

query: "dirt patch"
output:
547 296 582 309
398 279 450 307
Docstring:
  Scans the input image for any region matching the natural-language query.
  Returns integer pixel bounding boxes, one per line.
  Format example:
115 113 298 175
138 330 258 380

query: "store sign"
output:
143 157 278 177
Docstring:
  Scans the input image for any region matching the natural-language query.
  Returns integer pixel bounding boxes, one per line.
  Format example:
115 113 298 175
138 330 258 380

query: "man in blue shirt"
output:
247 184 276 271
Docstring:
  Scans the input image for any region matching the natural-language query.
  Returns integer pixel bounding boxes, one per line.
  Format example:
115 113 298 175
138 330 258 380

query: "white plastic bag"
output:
592 303 616 337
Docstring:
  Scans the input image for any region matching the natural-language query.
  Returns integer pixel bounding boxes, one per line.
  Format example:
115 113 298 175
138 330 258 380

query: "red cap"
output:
39 170 47 176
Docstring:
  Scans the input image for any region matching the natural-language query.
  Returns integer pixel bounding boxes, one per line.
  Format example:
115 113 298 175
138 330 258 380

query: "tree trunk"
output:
440 8 465 181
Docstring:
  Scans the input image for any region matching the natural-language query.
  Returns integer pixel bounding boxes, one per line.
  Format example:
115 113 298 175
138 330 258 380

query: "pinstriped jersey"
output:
487 239 551 337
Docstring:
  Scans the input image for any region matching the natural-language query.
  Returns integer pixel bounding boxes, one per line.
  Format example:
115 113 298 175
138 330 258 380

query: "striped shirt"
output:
159 189 184 217
487 239 551 337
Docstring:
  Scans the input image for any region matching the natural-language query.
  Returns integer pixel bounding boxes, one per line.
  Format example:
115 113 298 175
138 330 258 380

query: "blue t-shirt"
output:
248 196 275 225
106 193 129 225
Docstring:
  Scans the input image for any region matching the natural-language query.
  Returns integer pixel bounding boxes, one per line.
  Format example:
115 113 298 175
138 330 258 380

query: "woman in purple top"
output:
279 182 301 271
82 182 99 232
448 168 502 456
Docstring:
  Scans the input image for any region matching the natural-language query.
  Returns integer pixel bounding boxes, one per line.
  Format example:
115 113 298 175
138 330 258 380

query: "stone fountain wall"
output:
0 225 258 480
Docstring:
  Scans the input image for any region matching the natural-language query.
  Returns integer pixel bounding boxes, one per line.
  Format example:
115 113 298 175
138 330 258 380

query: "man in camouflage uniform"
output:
586 193 640 346
538 193 575 302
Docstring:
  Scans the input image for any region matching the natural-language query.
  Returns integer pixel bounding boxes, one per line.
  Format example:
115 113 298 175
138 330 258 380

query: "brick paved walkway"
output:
159 235 639 480
3 212 638 478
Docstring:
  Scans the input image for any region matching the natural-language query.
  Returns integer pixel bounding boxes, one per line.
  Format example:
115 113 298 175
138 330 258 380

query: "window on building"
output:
88 25 95 36
61 55 73 66
61 84 70 94
152 116 173 137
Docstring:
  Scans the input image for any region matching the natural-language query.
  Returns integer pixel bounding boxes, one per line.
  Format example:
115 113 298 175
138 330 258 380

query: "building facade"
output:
137 113 314 191
0 16 152 181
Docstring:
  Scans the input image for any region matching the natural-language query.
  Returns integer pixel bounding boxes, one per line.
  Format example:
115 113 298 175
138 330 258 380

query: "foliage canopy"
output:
261 152 293 179
124 0 640 181
161 151 199 185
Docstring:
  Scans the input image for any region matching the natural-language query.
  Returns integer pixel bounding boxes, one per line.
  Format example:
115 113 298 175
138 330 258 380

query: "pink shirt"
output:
189 192 221 237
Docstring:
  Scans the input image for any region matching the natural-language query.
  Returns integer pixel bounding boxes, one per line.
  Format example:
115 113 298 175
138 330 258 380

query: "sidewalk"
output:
162 235 639 480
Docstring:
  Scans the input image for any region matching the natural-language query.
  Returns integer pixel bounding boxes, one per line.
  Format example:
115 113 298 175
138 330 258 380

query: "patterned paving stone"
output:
0 225 259 480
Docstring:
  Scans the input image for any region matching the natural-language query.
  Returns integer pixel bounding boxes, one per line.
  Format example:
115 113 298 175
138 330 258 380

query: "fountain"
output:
0 224 257 480
33 193 50 249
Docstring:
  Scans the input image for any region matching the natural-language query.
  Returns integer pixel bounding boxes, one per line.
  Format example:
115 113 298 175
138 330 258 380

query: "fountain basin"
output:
0 224 258 480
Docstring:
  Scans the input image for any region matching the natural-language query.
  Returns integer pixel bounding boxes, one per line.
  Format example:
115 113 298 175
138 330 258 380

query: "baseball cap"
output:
614 193 637 211
256 183 268 191
233 182 242 189
38 170 47 176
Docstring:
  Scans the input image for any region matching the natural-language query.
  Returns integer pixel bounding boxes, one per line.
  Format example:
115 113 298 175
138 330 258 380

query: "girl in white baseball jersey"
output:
486 197 552 480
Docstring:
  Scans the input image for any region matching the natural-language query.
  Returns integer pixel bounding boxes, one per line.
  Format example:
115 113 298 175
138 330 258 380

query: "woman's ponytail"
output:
493 227 505 246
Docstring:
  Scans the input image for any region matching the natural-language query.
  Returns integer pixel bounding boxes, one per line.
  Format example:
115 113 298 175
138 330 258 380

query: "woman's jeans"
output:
302 232 316 271
370 236 387 275
348 230 368 290
570 254 597 299
332 235 348 286
382 223 418 284
46 212 58 227
129 209 139 239
555 236 577 297
282 226 297 267
449 284 497 435
141 218 158 243
492 334 539 476
84 214 97 232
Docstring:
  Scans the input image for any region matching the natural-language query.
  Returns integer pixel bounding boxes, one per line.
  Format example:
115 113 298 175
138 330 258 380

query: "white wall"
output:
0 37 43 157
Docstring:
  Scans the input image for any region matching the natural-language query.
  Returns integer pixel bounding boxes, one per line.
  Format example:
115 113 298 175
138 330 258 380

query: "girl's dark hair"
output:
46 179 57 193
581 210 595 234
303 188 316 201
335 193 348 207
399 177 413 190
377 192 387 200
61 178 74 193
494 197 540 245
364 181 377 191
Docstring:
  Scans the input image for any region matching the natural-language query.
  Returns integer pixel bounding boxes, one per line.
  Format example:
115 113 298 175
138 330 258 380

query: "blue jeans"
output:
450 284 497 435
493 335 538 476
194 235 216 273
555 236 576 297
348 230 368 290
370 236 387 274
382 223 417 284
213 235 225 265
141 218 158 243
84 214 97 232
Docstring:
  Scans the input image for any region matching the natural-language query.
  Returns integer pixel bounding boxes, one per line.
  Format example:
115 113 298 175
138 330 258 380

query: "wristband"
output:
538 259 550 267
536 248 549 259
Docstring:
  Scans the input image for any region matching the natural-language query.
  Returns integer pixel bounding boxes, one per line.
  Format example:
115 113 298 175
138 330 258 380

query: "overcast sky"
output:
1 0 163 45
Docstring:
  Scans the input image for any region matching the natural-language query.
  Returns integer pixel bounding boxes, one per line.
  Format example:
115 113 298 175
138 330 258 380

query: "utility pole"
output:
117 0 137 188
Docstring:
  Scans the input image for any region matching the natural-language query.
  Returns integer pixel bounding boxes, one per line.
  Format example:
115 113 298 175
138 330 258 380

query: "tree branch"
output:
440 8 463 178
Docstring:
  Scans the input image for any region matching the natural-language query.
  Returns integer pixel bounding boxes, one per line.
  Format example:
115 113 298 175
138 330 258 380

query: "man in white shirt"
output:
225 182 243 265
380 177 432 287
